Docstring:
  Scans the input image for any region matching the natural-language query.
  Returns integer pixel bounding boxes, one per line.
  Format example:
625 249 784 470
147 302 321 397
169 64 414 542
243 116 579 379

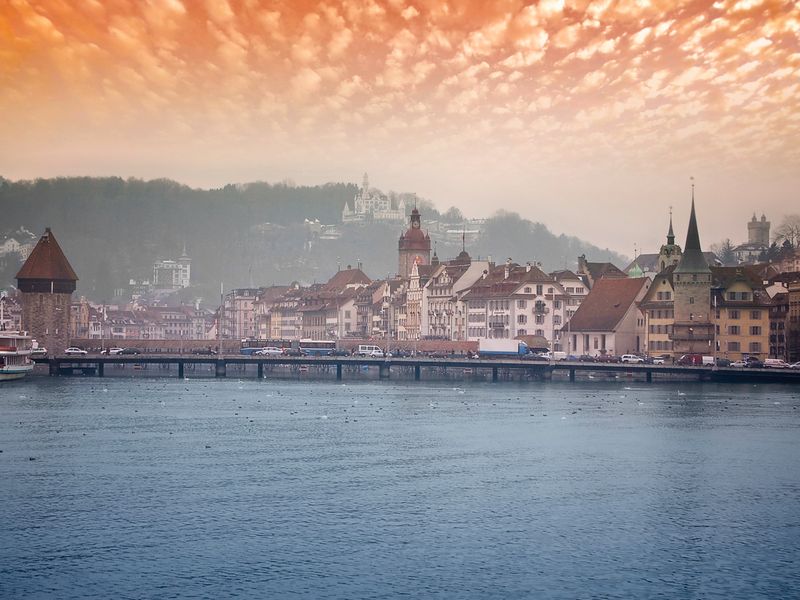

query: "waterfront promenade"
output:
35 354 800 384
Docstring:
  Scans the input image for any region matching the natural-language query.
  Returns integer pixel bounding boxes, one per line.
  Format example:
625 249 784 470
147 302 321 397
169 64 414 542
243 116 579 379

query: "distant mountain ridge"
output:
0 176 627 303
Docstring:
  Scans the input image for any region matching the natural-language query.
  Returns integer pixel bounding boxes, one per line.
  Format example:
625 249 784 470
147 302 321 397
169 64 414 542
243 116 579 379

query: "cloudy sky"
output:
1 0 798 255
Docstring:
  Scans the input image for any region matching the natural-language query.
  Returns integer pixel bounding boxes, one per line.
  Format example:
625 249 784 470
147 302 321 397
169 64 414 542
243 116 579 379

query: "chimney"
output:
504 258 512 279
526 262 531 273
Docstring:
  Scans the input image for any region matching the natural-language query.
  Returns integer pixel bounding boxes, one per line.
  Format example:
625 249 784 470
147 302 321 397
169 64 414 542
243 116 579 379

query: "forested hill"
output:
0 176 626 303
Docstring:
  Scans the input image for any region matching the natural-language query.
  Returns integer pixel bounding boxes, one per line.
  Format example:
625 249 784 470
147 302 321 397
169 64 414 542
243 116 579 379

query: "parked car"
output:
282 348 306 357
621 354 645 364
596 354 620 363
356 344 385 357
763 358 790 369
64 347 88 356
577 354 596 363
101 347 124 355
650 354 670 365
119 347 141 355
522 353 549 362
790 362 800 369
329 348 351 357
730 360 747 368
744 357 763 368
677 354 703 366
254 347 284 356
192 347 217 355
30 347 48 358
715 357 732 367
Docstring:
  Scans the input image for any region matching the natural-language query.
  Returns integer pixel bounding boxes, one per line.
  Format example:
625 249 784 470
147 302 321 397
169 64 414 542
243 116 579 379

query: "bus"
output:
298 340 336 356
239 339 337 356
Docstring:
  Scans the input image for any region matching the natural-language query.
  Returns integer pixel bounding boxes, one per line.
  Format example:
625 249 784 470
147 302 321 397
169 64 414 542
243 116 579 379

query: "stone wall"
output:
21 291 72 354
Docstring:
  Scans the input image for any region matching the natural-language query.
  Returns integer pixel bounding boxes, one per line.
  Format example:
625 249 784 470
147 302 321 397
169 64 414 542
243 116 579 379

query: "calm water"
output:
1 377 799 599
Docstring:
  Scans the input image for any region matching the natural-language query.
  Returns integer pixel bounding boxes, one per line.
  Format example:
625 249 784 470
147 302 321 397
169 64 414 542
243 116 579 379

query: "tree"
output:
441 206 464 222
710 238 737 266
773 214 800 248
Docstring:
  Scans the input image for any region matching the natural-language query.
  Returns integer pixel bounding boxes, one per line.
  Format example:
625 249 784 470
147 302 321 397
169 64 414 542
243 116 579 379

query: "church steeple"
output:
674 179 709 273
667 207 675 246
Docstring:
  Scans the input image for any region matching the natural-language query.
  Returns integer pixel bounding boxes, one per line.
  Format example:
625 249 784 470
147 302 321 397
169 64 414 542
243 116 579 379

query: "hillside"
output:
0 176 627 303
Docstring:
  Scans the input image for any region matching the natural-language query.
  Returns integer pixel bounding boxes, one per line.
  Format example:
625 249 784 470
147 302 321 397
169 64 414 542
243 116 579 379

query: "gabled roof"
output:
584 261 627 280
567 277 648 332
324 268 371 291
16 228 78 282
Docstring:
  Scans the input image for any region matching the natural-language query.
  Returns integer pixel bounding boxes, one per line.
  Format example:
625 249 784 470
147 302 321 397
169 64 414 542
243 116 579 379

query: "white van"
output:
552 351 567 361
763 358 789 369
357 344 384 357
702 356 715 366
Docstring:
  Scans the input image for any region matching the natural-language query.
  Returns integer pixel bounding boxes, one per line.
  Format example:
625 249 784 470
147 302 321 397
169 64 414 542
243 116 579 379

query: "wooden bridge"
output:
35 355 800 384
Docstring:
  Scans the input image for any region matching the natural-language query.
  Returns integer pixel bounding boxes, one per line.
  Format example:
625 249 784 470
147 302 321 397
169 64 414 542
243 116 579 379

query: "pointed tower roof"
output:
674 187 710 274
16 228 78 283
667 209 675 246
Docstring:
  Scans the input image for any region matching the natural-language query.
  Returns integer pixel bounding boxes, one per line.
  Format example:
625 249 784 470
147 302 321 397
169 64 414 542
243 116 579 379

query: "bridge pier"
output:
646 370 652 383
379 363 390 379
414 365 421 381
492 367 498 382
215 360 226 378
49 360 59 376
97 362 104 377
336 364 342 380
569 368 575 383
257 363 264 379
178 362 184 379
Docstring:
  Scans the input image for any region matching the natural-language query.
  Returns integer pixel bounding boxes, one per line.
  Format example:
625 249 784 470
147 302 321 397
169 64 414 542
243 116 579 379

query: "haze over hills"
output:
0 176 626 304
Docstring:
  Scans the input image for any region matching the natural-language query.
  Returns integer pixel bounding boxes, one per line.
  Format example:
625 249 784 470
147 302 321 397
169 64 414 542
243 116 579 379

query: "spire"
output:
462 225 466 253
674 178 710 273
667 206 675 245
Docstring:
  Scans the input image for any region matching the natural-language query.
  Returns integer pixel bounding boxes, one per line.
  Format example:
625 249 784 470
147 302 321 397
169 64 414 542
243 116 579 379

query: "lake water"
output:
2 377 799 599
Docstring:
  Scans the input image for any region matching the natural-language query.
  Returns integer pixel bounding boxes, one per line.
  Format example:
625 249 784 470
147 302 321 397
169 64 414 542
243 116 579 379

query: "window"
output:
749 342 761 353
750 310 761 320
728 292 736 301
689 297 694 304
728 341 740 352
728 325 740 335
750 326 761 335
729 310 740 319
517 314 527 324
566 287 575 293
536 285 543 295
517 300 526 309
554 300 561 309
553 315 561 326
517 329 527 336
524 287 532 294
535 329 544 337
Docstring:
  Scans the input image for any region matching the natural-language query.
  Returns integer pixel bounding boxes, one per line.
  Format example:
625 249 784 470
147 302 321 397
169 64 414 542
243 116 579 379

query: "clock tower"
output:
398 207 431 278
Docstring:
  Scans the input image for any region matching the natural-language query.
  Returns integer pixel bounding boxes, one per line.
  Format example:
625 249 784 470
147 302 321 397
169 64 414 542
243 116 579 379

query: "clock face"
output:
412 220 420 228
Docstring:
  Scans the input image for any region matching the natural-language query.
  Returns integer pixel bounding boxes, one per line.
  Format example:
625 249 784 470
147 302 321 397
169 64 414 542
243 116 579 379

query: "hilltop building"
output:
733 214 770 264
341 173 407 224
153 245 191 289
16 228 78 354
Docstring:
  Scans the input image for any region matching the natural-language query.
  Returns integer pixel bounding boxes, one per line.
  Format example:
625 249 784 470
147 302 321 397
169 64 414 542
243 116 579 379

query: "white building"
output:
153 246 191 289
342 173 407 223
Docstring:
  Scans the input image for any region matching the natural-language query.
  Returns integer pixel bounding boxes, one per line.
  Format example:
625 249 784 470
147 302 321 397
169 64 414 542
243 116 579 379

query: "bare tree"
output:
773 214 800 248
710 238 737 266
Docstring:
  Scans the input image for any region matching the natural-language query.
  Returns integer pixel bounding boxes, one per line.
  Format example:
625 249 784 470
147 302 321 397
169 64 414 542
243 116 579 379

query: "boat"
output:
0 330 35 381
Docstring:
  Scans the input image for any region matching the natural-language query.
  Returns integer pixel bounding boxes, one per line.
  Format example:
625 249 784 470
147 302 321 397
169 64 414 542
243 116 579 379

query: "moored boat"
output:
0 330 34 381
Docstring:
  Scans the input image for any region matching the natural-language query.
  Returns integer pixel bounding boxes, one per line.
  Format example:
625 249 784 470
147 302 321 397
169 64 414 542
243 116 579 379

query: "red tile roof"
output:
567 277 648 332
16 228 78 282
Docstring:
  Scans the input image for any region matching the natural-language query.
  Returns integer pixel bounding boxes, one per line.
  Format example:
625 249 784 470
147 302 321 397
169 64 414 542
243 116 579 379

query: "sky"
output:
1 0 798 256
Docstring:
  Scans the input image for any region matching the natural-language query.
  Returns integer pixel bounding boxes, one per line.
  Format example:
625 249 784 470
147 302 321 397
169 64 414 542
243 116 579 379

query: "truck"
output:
478 338 529 358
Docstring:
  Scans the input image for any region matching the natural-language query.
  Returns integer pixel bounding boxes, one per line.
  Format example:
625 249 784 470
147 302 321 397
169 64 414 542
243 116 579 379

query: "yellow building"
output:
712 269 771 361
639 268 676 357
